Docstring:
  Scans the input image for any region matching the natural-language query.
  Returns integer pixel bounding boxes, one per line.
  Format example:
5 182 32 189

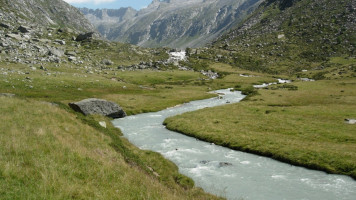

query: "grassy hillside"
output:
208 0 355 74
1 0 355 197
0 19 223 198
0 96 222 199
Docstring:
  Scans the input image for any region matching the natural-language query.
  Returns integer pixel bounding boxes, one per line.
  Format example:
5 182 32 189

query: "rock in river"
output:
69 98 126 118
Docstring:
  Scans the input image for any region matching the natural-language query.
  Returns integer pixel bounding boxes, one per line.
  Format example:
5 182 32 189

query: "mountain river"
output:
112 89 356 200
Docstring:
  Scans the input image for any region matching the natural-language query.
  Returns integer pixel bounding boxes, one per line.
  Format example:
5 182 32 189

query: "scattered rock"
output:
201 70 219 79
69 98 126 118
278 34 285 39
0 93 15 97
39 66 46 71
65 51 77 56
49 48 64 57
68 56 77 62
299 78 315 82
54 39 66 45
199 160 210 164
344 119 356 125
5 33 23 41
18 25 31 33
102 59 113 65
75 32 94 41
99 121 107 128
219 162 233 167
0 23 10 29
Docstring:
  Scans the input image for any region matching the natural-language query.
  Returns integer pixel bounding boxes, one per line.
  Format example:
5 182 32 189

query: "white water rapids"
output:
112 89 356 200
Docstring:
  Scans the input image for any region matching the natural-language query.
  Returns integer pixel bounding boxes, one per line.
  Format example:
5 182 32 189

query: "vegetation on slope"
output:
1 0 355 198
0 19 221 198
163 0 355 179
209 0 355 74
0 97 222 199
164 60 356 179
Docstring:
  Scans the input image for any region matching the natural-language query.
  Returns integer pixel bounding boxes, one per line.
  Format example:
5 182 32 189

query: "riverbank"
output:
0 96 224 199
164 78 356 179
0 61 227 199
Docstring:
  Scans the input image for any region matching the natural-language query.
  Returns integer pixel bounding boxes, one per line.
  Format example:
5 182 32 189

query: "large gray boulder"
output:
48 48 64 57
75 32 95 41
69 98 126 118
18 25 31 33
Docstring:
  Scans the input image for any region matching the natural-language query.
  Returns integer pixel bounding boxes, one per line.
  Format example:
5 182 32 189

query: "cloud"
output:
63 0 116 4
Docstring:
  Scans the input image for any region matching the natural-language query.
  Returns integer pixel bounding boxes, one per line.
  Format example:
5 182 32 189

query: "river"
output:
112 89 356 200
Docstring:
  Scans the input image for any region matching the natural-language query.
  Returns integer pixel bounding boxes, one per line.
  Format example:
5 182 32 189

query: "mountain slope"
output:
79 7 137 38
211 0 356 73
80 0 263 48
0 0 95 32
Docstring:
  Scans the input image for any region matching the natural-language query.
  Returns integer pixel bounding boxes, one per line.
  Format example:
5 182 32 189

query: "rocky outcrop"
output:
75 32 95 41
0 0 95 33
80 0 263 48
69 98 127 118
213 0 356 66
79 7 137 38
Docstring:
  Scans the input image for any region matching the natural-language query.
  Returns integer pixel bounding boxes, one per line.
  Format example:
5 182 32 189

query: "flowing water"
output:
112 89 356 200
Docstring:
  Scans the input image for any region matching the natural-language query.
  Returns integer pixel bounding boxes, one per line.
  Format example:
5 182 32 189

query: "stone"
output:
65 51 77 56
75 32 95 42
5 33 23 41
68 56 77 61
344 119 356 125
99 121 107 128
278 34 285 39
219 162 233 167
48 48 64 57
69 98 126 118
54 39 66 45
38 39 51 43
0 23 10 29
0 93 15 97
199 160 210 164
58 27 74 34
102 59 113 65
18 25 31 33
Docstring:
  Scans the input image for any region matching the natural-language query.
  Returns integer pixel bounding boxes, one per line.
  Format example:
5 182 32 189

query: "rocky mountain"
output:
80 0 263 48
79 7 137 38
0 0 95 33
209 0 356 73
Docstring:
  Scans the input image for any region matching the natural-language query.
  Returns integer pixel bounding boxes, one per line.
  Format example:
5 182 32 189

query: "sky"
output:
63 0 153 10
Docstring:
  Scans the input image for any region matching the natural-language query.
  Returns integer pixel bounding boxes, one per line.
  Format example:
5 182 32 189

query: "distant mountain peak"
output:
81 0 263 48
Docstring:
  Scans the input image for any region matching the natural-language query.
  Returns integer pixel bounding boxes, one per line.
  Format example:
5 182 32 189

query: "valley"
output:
0 0 355 199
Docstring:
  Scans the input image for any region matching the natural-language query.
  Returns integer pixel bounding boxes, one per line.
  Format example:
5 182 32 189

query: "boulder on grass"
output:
75 32 95 41
69 98 126 118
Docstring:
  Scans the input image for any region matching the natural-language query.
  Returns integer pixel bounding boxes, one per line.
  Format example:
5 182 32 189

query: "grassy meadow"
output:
164 77 356 179
0 62 214 115
0 96 223 200
1 30 355 200
0 50 221 198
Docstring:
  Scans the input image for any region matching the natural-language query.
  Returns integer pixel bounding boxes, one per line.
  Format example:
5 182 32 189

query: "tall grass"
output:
0 97 222 199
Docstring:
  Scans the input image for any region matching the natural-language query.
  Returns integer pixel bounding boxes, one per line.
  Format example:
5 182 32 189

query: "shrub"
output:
241 86 259 96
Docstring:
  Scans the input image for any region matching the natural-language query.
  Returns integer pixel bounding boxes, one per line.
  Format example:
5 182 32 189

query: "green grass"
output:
0 96 222 200
0 62 214 115
164 78 356 179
